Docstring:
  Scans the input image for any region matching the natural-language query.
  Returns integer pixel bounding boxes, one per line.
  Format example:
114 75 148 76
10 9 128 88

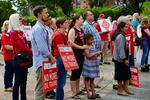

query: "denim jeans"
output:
12 56 28 100
129 54 135 66
56 56 67 100
4 60 14 89
141 39 150 67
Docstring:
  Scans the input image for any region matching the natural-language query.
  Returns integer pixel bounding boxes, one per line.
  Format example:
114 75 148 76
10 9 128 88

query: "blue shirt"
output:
82 20 101 51
131 19 139 31
31 21 51 71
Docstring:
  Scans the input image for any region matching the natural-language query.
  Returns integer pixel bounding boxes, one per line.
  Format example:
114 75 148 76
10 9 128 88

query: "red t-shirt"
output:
52 32 67 57
1 32 14 60
95 23 108 41
125 26 136 55
10 31 32 55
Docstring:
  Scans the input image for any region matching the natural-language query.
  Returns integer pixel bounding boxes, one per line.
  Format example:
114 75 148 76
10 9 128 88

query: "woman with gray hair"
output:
1 20 14 92
9 13 32 100
132 12 140 30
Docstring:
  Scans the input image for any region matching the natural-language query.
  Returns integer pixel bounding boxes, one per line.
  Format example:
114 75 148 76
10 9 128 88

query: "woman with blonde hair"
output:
9 13 32 100
1 20 14 92
140 17 150 72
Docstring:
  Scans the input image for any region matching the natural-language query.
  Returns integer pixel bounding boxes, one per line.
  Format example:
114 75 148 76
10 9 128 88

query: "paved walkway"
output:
0 55 150 100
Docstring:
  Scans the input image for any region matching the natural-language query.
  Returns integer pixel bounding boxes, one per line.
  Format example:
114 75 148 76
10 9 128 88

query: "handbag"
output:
16 52 33 69
135 36 141 46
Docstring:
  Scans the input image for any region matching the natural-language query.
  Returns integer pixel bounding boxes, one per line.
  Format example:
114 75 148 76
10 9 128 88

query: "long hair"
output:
1 20 9 33
111 22 126 41
8 13 21 32
69 14 81 30
141 17 149 27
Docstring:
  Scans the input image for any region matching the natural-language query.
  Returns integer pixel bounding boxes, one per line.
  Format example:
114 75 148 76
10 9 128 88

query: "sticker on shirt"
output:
5 34 9 37
126 36 131 41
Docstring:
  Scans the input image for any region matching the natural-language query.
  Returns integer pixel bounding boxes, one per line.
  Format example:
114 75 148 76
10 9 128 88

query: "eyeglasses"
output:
87 13 93 16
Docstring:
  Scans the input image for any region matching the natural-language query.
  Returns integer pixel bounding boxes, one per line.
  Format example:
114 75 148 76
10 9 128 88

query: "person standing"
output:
82 34 101 99
51 18 68 100
1 20 14 92
44 16 56 99
9 13 32 100
112 22 134 96
140 17 150 72
31 5 55 100
82 11 101 96
95 13 111 64
68 14 86 99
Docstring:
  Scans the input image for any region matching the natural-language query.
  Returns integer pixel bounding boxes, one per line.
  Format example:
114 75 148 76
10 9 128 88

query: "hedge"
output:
24 1 150 26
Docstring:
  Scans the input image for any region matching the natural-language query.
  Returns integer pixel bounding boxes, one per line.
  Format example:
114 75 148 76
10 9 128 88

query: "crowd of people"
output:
1 5 150 100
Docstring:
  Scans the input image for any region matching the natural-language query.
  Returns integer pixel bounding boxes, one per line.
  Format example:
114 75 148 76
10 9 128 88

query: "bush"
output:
23 16 36 26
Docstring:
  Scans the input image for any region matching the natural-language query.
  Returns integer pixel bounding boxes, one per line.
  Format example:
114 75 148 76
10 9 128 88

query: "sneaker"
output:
4 87 13 92
141 67 149 72
45 94 55 99
145 65 150 70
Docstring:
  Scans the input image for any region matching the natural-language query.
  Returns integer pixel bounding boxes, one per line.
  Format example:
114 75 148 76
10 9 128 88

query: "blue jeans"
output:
129 54 135 66
4 60 14 89
141 39 150 67
13 56 28 100
56 56 67 100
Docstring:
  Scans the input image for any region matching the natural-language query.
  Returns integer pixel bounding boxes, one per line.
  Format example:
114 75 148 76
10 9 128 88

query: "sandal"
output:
117 91 129 96
95 85 101 88
125 91 134 95
88 95 96 100
71 95 81 99
4 88 13 92
95 94 101 98
77 91 86 95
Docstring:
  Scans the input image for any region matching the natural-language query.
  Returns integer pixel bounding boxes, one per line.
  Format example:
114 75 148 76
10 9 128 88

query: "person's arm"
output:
4 45 13 51
116 35 128 65
84 47 101 58
68 28 86 50
2 34 13 51
144 28 150 37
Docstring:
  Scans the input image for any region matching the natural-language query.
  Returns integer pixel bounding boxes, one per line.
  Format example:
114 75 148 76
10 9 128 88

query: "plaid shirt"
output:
82 20 101 51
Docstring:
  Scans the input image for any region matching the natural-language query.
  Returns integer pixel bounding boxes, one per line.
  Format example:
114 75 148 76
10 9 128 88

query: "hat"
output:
99 13 105 18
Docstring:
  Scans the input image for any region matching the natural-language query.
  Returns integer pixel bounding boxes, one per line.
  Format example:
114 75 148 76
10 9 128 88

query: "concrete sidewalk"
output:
1 55 150 100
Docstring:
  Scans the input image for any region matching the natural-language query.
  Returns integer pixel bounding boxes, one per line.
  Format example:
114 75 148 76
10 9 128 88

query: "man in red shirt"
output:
95 14 111 64
1 20 14 92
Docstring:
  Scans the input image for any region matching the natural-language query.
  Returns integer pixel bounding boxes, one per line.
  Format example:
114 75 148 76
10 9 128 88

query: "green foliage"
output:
23 16 36 26
0 1 16 32
141 1 150 19
12 0 72 17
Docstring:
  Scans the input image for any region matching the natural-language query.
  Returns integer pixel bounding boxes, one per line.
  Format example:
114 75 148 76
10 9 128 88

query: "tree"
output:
10 0 73 17
0 1 16 32
128 0 146 14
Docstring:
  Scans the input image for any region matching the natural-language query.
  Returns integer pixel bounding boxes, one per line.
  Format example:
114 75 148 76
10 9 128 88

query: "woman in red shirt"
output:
8 13 32 100
1 20 14 92
51 18 68 100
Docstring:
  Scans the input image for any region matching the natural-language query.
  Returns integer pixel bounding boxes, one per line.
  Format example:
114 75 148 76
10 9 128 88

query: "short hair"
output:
56 17 66 28
83 11 92 20
84 34 93 44
33 5 47 18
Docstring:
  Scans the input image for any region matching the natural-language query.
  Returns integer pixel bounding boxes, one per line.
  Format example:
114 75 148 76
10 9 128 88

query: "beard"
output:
42 17 48 22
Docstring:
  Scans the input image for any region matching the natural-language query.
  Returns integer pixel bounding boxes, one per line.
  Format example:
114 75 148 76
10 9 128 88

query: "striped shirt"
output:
31 21 51 71
82 20 101 51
